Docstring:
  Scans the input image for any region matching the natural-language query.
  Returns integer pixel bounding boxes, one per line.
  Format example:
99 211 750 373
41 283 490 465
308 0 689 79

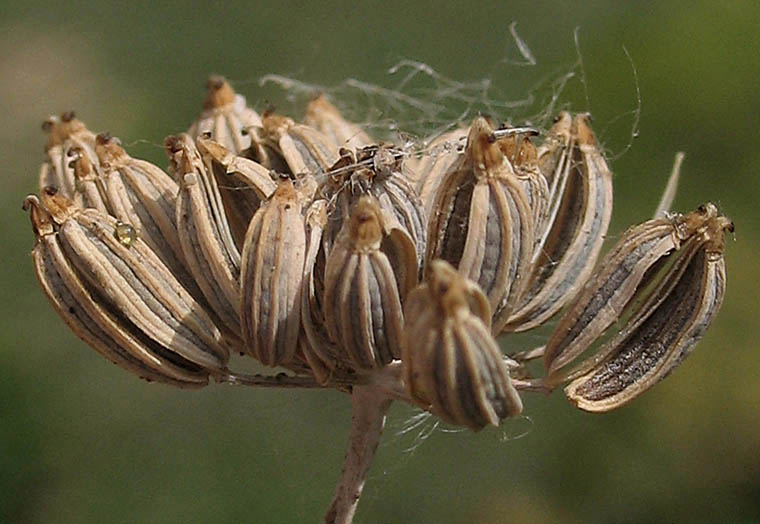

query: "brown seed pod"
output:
167 134 242 338
187 75 263 155
426 116 534 332
411 126 468 216
25 189 229 386
402 260 522 430
544 204 733 402
240 177 307 367
321 196 418 370
504 113 613 332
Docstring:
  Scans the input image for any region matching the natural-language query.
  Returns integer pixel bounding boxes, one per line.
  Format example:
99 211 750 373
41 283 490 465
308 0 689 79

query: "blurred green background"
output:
2 1 759 523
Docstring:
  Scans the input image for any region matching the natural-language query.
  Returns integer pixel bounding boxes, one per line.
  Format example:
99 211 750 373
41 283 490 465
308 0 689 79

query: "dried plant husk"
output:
167 134 242 339
426 116 534 332
240 177 307 367
25 189 229 386
403 260 522 430
319 145 427 271
560 206 732 411
321 196 418 370
504 113 613 332
410 126 468 216
249 113 339 183
304 94 373 151
187 75 263 155
544 204 733 390
69 146 109 213
196 136 277 250
39 112 99 199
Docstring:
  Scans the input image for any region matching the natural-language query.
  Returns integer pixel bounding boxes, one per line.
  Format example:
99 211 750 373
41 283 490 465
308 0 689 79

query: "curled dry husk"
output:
410 126 468 216
543 203 732 411
25 188 229 387
39 112 99 199
304 94 374 151
187 76 263 155
426 116 533 333
504 113 613 332
403 260 522 430
240 177 307 367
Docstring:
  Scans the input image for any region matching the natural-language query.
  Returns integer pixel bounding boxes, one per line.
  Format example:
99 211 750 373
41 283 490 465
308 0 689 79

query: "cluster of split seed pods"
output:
25 76 733 523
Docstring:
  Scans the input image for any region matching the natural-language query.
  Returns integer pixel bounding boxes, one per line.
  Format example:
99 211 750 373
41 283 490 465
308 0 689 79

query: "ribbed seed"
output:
300 199 339 383
240 178 306 367
322 196 418 370
559 204 732 411
304 94 373 151
412 126 468 216
252 113 339 182
498 134 550 244
91 134 200 296
39 112 98 199
25 190 229 385
426 116 533 332
544 203 732 384
187 75 263 155
402 260 522 430
504 113 613 332
168 134 242 337
196 136 277 250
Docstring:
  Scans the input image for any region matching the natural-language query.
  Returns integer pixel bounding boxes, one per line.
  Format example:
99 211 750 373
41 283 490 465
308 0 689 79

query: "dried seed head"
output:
403 260 522 430
187 76 263 155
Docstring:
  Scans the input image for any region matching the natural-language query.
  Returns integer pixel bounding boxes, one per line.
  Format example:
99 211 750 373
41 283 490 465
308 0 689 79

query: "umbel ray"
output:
25 76 733 524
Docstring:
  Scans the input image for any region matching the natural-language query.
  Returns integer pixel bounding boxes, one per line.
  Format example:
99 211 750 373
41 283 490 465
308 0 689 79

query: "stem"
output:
324 385 392 524
216 371 361 389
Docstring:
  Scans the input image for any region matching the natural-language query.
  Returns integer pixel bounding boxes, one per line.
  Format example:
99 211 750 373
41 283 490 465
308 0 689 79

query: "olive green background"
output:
2 1 759 523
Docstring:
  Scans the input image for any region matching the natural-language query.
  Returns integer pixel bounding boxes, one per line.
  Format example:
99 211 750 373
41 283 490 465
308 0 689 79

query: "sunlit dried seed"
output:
402 260 522 430
543 203 732 385
196 136 277 250
504 113 613 332
240 178 306 367
410 126 468 216
426 116 534 332
39 112 99 199
187 75 263 154
167 134 242 337
560 204 732 411
304 94 373 151
322 196 418 370
26 191 229 385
